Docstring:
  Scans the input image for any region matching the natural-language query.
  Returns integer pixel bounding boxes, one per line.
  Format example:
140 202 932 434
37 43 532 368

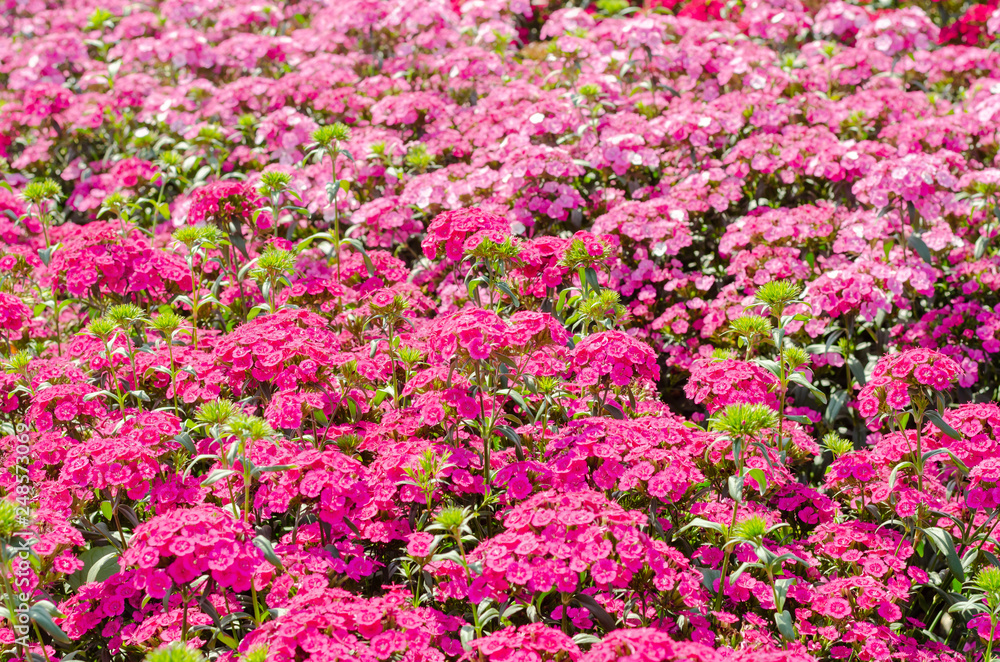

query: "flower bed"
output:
1 0 1000 660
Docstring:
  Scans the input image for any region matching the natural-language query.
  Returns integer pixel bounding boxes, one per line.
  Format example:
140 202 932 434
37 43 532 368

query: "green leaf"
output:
922 526 965 582
770 551 811 567
343 516 361 536
174 432 195 454
729 561 762 583
217 632 238 649
728 475 744 503
925 410 961 440
787 371 827 403
28 604 72 644
602 402 624 420
67 546 121 590
498 388 531 415
887 461 913 491
201 468 236 487
460 624 475 650
251 464 295 478
194 165 213 183
574 593 617 631
755 358 781 377
746 468 767 495
342 238 375 276
773 577 795 612
252 535 283 570
774 609 796 640
229 228 249 260
495 281 520 308
100 501 114 521
697 566 721 593
847 356 867 385
495 425 524 461
825 389 847 424
921 448 969 474
975 235 989 259
907 233 932 264
677 518 725 536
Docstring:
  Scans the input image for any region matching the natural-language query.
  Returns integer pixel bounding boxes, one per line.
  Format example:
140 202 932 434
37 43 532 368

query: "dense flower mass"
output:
4 0 1000 661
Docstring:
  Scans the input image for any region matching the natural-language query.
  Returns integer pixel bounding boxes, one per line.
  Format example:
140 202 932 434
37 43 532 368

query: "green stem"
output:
38 204 51 251
111 495 128 550
51 288 61 356
125 336 140 406
474 361 491 489
166 339 179 416
188 260 200 350
914 406 925 494
242 438 252 526
714 500 740 612
986 616 997 662
387 327 398 409
102 339 127 415
251 583 263 625
0 557 25 659
330 152 343 314
32 621 53 662
455 532 482 635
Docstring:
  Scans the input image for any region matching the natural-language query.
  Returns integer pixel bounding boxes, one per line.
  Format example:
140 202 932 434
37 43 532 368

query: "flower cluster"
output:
3 0 1000 660
180 181 272 232
121 505 264 596
857 349 962 420
570 331 660 387
684 359 780 413
421 208 511 262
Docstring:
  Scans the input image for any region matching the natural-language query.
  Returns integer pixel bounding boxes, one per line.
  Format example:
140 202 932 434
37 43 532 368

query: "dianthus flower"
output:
182 180 271 230
580 628 721 662
968 457 1000 510
937 403 1000 470
213 308 342 396
466 623 581 661
237 587 464 660
684 358 779 413
0 293 30 332
429 307 512 361
570 330 659 387
255 447 372 540
421 208 510 261
121 505 265 597
463 490 706 615
857 349 962 420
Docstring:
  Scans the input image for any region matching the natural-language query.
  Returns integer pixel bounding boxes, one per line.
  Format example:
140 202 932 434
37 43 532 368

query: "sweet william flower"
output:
421 208 510 261
406 531 437 558
571 330 659 387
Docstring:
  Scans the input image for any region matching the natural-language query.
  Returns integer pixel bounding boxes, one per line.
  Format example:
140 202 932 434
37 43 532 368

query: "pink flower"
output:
824 597 852 619
421 208 510 261
406 532 437 558
878 601 902 621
